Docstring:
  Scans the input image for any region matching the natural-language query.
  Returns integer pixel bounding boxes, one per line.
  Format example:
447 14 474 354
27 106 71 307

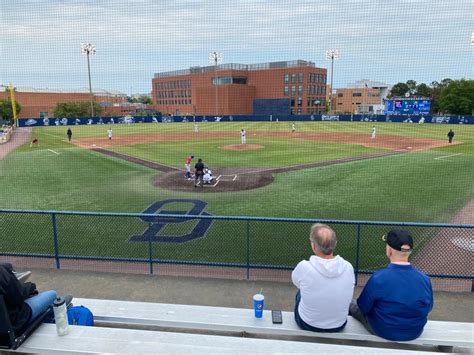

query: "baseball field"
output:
0 121 473 271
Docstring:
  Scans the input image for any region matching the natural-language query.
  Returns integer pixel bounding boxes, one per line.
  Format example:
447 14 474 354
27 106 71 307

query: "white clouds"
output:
0 0 472 92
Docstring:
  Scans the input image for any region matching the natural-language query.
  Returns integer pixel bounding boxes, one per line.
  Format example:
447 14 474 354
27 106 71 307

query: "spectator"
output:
292 223 355 332
0 263 71 332
349 230 433 341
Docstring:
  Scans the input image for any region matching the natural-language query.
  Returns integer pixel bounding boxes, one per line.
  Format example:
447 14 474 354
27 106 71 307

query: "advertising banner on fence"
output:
17 114 474 127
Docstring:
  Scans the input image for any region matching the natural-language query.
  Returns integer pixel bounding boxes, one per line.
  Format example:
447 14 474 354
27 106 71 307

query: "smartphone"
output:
272 310 283 324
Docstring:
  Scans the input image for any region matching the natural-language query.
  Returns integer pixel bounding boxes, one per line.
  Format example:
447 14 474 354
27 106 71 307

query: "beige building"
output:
333 80 390 114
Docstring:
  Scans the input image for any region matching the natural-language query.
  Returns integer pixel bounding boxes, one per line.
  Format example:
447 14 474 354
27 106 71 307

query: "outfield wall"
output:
17 114 474 127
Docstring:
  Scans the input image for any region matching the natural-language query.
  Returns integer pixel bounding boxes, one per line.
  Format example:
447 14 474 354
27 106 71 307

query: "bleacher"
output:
13 298 473 354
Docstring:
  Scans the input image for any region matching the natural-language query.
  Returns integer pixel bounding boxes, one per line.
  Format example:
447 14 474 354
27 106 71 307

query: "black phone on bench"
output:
272 310 283 324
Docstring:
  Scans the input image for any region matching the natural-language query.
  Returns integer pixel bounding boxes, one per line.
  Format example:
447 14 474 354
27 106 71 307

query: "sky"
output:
0 0 472 95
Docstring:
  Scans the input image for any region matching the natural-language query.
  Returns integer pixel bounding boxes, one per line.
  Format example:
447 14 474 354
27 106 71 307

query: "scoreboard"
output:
385 99 431 115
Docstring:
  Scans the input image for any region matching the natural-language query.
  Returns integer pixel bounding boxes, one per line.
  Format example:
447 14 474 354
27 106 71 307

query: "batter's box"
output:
216 174 237 182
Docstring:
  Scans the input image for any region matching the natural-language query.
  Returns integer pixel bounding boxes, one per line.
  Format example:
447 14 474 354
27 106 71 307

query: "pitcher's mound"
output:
221 144 264 151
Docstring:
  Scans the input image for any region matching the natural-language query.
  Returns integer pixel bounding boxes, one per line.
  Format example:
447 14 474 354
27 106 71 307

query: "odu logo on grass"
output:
129 199 213 243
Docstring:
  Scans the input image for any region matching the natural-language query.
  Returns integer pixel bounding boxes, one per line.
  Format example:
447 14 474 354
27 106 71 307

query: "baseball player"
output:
184 155 194 179
194 123 199 133
371 126 376 139
107 128 113 140
240 128 246 144
291 122 296 133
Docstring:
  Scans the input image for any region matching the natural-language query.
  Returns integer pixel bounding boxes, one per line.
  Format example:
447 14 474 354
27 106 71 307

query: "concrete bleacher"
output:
18 323 438 354
15 298 473 353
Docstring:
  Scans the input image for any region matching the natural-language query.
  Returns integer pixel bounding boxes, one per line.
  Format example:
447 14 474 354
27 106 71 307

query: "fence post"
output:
246 220 250 280
51 213 60 269
148 222 153 275
354 223 361 286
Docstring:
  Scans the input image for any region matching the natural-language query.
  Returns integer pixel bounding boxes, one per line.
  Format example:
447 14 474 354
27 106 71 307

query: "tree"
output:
438 79 474 115
54 101 103 117
128 95 152 105
0 99 22 125
388 82 409 98
415 83 432 98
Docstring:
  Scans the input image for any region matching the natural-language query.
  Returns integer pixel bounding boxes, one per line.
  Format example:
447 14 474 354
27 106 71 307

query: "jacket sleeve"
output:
356 274 379 315
291 261 306 288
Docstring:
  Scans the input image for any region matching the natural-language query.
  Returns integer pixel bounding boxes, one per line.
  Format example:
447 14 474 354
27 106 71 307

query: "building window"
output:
297 108 302 114
284 74 289 83
298 85 302 95
291 73 296 83
298 73 303 83
290 99 295 107
352 92 362 97
338 93 343 97
291 86 296 95
284 86 289 96
298 97 302 106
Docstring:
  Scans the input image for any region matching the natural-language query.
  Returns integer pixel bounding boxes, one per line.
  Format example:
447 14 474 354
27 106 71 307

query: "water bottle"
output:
53 296 69 336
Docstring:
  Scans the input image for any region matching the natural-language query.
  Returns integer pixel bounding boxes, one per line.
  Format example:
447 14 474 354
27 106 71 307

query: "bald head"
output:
310 223 337 256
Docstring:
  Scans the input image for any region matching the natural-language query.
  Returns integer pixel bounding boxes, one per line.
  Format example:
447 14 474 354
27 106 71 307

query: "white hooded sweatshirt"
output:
292 255 355 329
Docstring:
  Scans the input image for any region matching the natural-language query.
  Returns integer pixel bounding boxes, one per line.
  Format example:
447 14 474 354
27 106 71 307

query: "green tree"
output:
438 79 474 115
128 95 152 104
430 79 451 114
388 82 409 98
54 102 103 117
415 83 432 98
0 99 22 125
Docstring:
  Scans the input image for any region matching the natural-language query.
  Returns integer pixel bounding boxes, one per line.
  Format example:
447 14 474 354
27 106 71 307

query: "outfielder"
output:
371 126 376 139
107 128 113 140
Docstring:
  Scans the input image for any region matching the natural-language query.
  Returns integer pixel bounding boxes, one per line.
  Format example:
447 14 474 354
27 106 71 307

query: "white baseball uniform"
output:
241 129 246 144
371 126 376 139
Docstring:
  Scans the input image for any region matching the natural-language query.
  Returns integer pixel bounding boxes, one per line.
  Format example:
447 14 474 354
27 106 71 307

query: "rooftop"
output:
154 60 316 79
0 84 127 97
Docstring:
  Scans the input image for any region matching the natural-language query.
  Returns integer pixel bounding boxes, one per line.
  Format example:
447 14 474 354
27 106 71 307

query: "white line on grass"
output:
434 153 462 160
47 149 60 155
233 175 237 181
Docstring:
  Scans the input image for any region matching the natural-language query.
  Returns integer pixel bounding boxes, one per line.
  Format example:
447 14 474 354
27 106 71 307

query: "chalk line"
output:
434 153 462 160
47 149 60 155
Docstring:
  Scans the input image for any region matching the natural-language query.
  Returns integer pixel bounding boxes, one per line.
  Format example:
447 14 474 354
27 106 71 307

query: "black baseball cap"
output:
382 230 413 252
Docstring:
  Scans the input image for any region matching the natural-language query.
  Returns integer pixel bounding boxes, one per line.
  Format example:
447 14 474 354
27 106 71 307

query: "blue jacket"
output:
357 263 433 341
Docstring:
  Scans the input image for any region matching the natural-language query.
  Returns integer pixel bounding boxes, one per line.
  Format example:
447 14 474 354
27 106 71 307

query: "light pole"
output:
325 49 339 113
209 51 223 116
81 42 96 117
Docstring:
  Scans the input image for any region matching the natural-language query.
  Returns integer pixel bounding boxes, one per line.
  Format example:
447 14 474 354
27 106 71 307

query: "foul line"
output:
434 153 462 160
47 149 60 155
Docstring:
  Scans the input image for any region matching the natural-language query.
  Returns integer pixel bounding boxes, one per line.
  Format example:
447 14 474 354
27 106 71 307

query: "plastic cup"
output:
253 294 265 318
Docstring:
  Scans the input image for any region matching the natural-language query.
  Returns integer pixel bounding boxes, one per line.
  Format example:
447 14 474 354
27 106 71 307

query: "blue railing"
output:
1 209 472 291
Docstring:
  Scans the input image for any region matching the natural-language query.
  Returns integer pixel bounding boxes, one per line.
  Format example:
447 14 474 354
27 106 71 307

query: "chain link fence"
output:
0 210 472 292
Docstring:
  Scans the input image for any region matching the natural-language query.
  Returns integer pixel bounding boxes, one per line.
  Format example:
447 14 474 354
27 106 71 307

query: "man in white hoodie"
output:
292 223 355 332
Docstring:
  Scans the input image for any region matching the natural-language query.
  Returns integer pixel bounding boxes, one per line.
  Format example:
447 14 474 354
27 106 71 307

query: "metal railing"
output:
1 209 472 292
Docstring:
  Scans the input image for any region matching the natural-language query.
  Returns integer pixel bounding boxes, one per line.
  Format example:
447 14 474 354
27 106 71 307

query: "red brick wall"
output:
0 91 127 118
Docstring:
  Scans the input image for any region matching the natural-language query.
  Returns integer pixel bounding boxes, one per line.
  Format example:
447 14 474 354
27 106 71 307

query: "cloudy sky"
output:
0 0 472 94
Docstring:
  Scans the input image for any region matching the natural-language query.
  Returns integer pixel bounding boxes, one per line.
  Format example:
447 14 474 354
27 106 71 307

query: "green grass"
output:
1 121 473 270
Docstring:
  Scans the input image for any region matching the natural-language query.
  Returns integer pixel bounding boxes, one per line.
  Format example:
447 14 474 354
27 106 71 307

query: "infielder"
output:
240 128 246 144
371 126 376 139
292 122 296 133
107 128 113 140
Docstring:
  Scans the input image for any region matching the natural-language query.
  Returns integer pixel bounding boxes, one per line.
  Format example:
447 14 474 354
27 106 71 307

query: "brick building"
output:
152 60 327 116
0 86 128 118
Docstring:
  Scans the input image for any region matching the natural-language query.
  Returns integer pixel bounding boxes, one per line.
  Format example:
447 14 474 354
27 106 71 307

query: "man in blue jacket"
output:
349 230 433 341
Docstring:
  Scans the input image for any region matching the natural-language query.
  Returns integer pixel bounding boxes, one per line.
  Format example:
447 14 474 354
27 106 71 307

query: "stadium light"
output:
81 42 96 117
325 49 340 113
209 51 224 116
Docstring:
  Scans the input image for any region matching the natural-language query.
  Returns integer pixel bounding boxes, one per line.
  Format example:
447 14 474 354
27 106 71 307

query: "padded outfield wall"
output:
17 114 474 127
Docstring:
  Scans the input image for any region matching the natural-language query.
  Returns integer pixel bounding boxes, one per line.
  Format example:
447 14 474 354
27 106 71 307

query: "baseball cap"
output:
382 230 413 252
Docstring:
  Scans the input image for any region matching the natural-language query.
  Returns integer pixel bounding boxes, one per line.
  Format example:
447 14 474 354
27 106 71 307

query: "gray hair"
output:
309 223 337 255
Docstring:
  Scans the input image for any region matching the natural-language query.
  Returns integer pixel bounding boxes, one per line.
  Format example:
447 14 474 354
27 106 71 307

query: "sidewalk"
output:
26 268 474 323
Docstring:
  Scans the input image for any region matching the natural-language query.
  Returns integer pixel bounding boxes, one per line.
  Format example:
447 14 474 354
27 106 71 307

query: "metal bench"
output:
75 298 473 352
18 323 437 354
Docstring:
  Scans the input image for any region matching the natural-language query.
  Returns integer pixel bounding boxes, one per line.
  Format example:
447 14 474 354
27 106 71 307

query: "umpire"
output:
194 158 204 187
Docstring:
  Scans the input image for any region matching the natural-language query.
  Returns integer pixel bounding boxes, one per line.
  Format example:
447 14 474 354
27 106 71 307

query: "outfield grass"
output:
1 121 473 269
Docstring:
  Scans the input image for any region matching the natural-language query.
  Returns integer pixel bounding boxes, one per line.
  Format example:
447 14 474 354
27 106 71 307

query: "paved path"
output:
0 127 31 160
